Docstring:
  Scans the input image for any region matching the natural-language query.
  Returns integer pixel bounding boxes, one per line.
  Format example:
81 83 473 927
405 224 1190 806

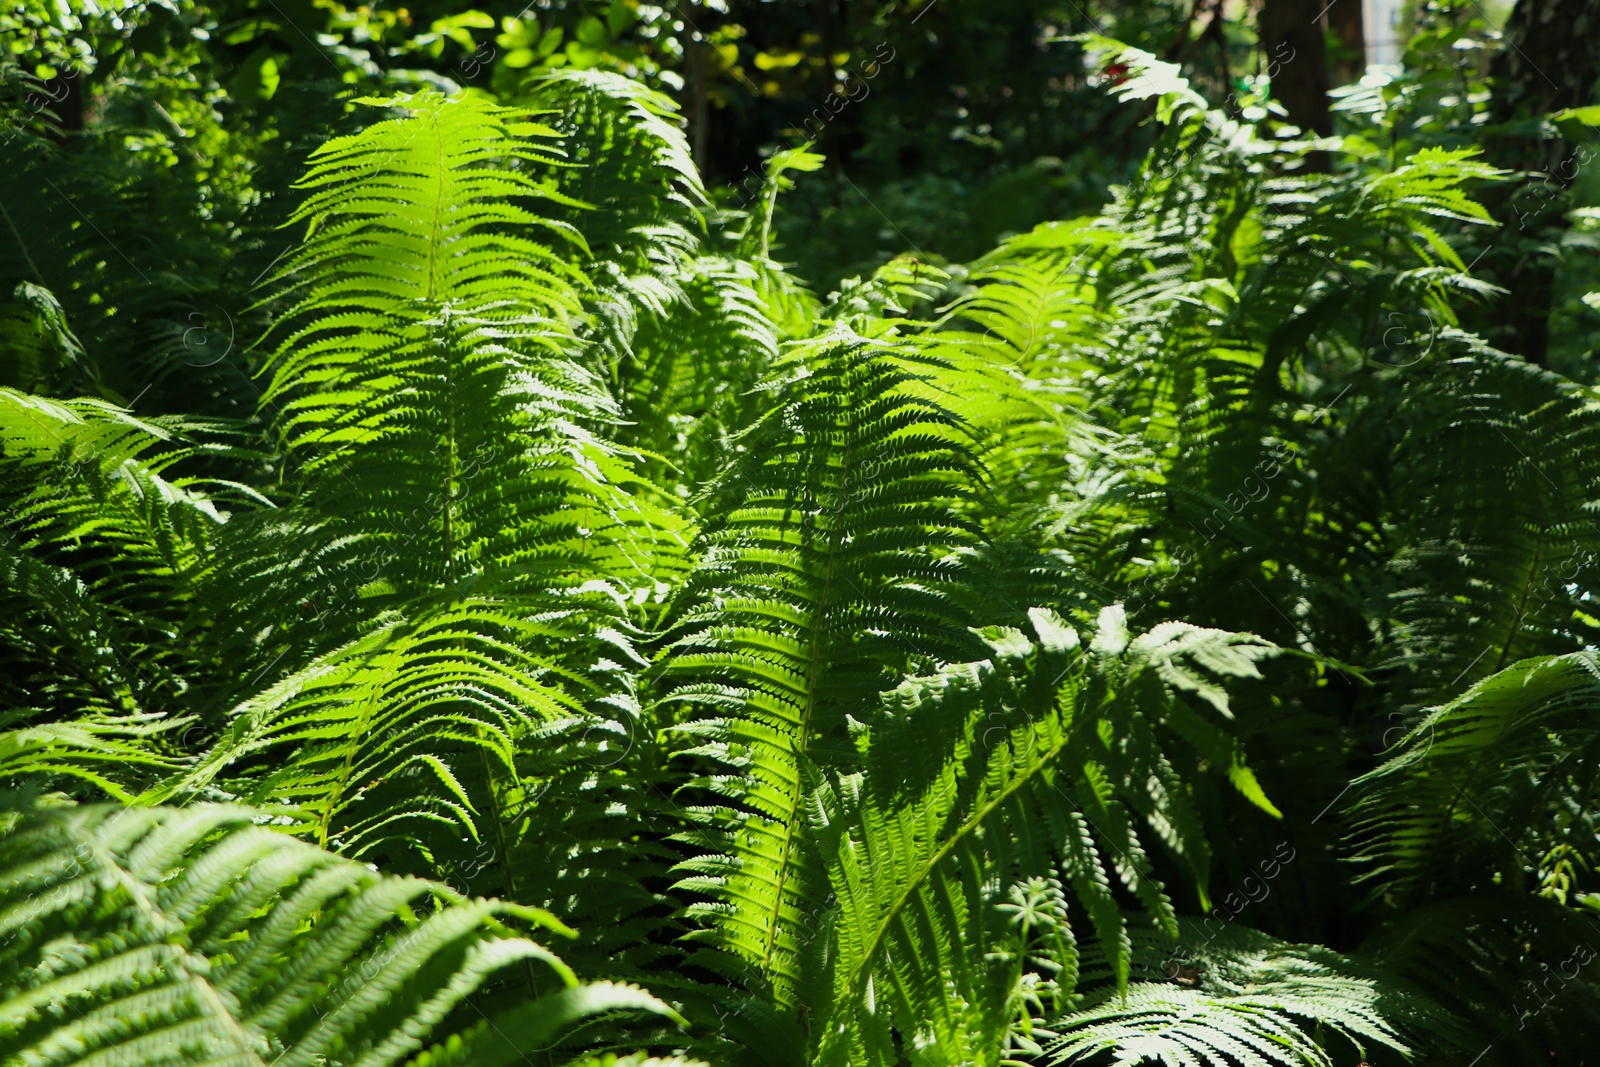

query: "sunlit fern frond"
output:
259 89 688 632
809 607 1283 1067
0 803 683 1067
1041 918 1421 1067
659 328 988 1008
945 219 1126 377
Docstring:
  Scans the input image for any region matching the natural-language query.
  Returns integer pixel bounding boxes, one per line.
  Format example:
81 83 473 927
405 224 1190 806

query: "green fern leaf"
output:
0 803 680 1067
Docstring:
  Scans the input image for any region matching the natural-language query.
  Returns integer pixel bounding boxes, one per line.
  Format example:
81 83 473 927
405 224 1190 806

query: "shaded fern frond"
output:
0 387 233 724
0 705 183 801
1378 353 1600 706
0 282 100 396
614 256 780 489
1350 650 1600 906
148 600 591 867
525 67 704 369
521 71 784 489
1357 893 1600 1065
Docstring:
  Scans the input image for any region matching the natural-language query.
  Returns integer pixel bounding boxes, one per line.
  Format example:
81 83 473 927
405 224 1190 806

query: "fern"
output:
0 803 681 1067
0 282 100 396
521 68 705 375
661 328 987 1008
261 90 687 618
1356 893 1600 1065
810 607 1280 1066
0 66 262 418
0 387 233 725
613 255 779 489
1351 650 1600 905
518 71 783 489
1377 353 1600 705
7 25 1600 1067
1042 920 1420 1067
159 90 695 881
145 601 588 863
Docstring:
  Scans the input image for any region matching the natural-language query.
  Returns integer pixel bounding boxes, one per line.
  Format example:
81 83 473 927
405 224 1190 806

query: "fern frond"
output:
518 71 784 491
1357 892 1600 1064
263 90 684 615
0 803 681 1067
1350 650 1600 905
0 706 182 801
0 387 229 725
811 607 1281 1066
1378 354 1600 705
146 599 590 865
523 67 704 372
614 256 779 488
0 282 100 395
1042 919 1418 1067
0 81 262 418
661 329 986 1008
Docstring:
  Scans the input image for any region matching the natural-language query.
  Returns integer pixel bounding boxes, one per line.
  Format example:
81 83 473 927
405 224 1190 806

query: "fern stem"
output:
443 309 460 588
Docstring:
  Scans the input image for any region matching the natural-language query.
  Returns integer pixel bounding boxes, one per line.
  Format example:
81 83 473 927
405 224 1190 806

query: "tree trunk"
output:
676 2 710 174
41 68 85 143
1327 0 1365 86
1489 0 1600 140
1479 0 1600 365
1258 0 1333 169
688 41 709 173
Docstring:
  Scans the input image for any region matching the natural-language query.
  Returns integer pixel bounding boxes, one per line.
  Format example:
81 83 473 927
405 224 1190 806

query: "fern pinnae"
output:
810 608 1281 1065
0 803 684 1067
1350 650 1600 907
660 331 989 1008
1041 918 1420 1067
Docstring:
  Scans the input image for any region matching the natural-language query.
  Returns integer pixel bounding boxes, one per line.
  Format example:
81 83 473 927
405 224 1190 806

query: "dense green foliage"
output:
5 1 1600 1065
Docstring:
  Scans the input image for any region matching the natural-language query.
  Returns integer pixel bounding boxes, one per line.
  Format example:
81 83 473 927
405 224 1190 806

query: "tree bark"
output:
1488 0 1600 142
41 68 85 144
1326 0 1365 87
1479 0 1600 365
1258 0 1333 169
676 1 710 174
